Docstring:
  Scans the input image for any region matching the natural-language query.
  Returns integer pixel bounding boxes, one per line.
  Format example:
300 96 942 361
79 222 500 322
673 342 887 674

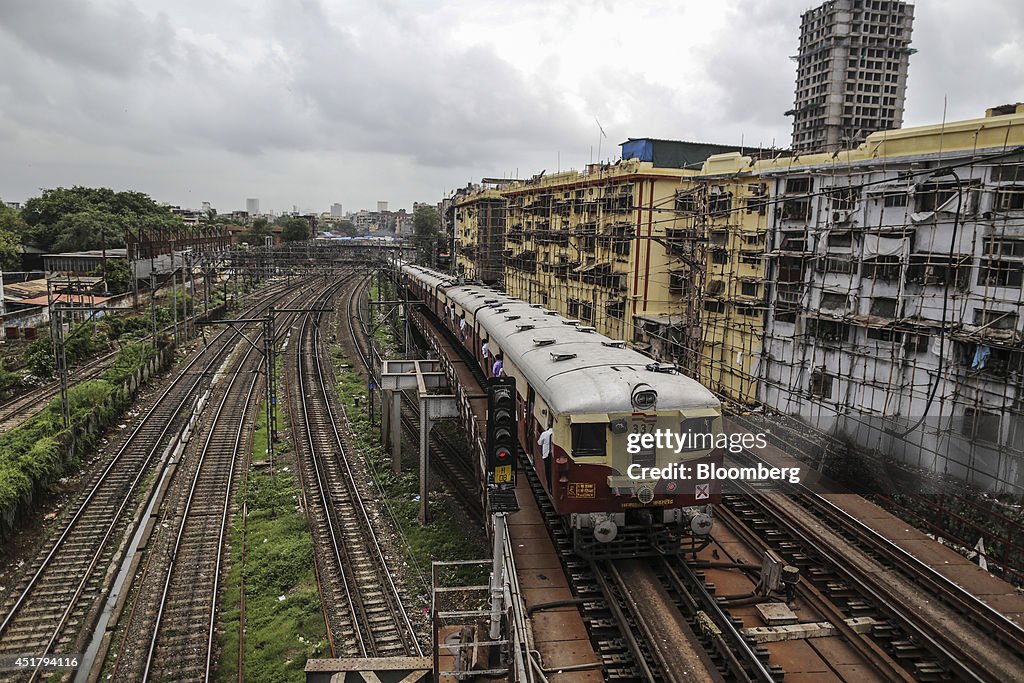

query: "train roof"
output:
402 264 720 417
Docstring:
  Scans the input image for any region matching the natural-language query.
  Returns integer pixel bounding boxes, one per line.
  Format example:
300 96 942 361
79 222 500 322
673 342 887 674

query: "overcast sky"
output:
1 0 1022 215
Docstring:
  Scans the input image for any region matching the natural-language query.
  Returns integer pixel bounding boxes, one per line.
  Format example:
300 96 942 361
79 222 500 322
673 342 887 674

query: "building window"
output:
961 408 1001 445
973 309 1019 331
829 232 853 248
818 257 856 275
985 236 1024 258
606 299 625 319
669 271 687 295
786 177 812 194
610 226 633 256
781 198 812 221
807 318 850 343
711 249 729 265
780 231 809 251
709 192 733 217
870 297 899 318
703 300 726 314
709 230 729 246
810 370 834 399
990 163 1024 183
741 281 758 297
979 260 1023 288
907 254 971 289
994 187 1024 212
915 182 960 212
579 301 594 324
820 292 847 311
867 326 895 342
903 332 929 353
675 191 698 213
881 192 909 207
863 256 901 281
828 187 858 210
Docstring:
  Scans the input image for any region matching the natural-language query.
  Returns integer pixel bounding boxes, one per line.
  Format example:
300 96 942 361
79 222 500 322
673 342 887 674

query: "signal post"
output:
485 377 520 641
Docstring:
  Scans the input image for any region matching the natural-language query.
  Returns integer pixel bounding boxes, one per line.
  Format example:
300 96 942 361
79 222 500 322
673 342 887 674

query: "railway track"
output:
343 274 485 525
726 450 1024 682
103 281 321 682
0 352 118 432
0 279 296 681
288 273 422 659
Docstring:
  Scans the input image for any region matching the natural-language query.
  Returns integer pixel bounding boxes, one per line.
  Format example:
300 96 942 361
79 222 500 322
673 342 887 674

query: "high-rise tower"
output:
788 0 915 154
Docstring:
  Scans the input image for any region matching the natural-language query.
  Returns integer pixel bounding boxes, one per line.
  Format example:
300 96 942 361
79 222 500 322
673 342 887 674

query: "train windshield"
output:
571 423 606 457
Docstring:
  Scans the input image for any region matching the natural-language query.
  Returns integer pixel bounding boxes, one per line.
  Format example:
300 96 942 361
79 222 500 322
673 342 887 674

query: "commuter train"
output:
400 264 724 558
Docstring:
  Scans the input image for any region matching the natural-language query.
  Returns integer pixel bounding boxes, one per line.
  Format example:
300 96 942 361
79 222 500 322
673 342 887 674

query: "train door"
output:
526 386 537 455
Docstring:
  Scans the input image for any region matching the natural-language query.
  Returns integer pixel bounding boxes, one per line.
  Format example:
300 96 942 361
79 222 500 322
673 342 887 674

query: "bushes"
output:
0 360 21 400
0 343 168 537
25 341 55 378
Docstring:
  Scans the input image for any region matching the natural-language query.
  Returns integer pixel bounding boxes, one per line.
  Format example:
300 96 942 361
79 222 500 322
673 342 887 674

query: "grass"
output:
217 457 327 683
217 360 326 682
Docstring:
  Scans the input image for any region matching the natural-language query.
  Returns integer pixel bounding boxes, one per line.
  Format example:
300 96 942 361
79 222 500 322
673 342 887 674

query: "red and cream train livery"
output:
401 264 724 557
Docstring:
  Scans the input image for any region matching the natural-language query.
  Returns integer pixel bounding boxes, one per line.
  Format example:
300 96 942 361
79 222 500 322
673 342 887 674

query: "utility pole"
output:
150 253 158 349
47 279 71 429
170 240 179 345
264 307 277 453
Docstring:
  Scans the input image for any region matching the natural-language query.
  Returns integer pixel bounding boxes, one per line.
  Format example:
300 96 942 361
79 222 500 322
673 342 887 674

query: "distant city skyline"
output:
0 0 1022 210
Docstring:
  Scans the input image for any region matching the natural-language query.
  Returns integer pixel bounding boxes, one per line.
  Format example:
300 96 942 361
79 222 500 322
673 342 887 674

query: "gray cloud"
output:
0 0 1022 213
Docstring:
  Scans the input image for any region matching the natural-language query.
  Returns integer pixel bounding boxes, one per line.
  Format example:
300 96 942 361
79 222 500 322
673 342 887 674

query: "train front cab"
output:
532 407 723 559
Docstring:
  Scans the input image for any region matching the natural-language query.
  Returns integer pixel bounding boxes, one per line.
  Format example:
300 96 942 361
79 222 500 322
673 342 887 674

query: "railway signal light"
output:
486 376 517 487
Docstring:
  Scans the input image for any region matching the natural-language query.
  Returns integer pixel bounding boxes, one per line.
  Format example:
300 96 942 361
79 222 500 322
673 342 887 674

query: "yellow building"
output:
679 161 772 405
500 158 695 345
452 185 507 284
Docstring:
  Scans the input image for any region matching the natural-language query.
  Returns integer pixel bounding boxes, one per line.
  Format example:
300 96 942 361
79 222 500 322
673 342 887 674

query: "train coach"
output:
400 264 724 558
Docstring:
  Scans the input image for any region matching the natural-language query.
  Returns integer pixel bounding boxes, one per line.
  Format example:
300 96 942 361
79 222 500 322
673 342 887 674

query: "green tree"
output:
412 205 441 266
281 217 311 242
25 341 55 378
52 208 123 252
242 217 273 245
337 219 358 237
0 204 26 269
21 186 181 252
92 259 132 294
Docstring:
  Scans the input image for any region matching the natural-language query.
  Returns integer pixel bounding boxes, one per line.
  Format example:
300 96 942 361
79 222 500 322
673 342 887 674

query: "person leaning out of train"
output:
492 354 504 378
459 313 467 341
538 421 554 488
481 338 490 374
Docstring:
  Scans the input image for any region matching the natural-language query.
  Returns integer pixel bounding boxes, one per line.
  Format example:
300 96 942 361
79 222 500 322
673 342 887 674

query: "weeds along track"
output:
287 270 422 659
0 277 313 680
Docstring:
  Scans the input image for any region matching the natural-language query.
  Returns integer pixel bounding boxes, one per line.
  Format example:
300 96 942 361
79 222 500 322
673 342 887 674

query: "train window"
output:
571 424 606 457
678 417 715 452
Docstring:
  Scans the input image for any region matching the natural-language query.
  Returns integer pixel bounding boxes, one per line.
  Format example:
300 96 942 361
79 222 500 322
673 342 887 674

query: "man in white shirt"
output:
481 339 490 374
538 423 554 488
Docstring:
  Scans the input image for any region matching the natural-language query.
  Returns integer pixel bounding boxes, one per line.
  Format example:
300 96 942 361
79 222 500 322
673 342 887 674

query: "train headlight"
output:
636 483 655 504
631 383 657 411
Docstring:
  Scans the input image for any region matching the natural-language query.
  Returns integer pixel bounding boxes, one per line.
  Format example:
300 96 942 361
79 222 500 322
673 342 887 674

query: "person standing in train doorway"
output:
492 353 504 378
481 338 490 376
459 313 467 341
538 421 554 489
